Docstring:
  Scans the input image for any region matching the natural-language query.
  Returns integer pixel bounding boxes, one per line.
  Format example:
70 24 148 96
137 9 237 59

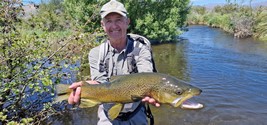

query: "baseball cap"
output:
100 0 128 18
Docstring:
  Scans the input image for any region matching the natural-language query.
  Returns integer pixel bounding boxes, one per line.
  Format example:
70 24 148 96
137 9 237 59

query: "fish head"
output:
152 74 202 107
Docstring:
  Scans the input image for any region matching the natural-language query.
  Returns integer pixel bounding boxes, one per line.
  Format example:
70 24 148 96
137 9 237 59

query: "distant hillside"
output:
196 1 267 9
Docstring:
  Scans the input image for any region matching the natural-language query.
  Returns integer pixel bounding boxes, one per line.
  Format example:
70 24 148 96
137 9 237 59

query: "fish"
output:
55 72 203 120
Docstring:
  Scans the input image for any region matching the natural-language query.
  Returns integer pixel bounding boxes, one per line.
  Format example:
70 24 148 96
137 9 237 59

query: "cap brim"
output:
101 10 127 18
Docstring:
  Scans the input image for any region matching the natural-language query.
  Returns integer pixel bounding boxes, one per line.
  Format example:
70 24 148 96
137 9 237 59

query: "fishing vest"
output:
97 33 157 78
98 34 155 124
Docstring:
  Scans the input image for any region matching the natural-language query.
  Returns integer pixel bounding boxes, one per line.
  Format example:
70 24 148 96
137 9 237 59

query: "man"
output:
68 0 159 124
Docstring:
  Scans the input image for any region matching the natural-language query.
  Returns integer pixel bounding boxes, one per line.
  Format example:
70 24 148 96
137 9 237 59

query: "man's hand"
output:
142 96 160 107
68 80 99 105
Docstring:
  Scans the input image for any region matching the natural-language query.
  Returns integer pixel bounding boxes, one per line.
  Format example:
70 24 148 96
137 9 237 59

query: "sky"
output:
24 0 267 5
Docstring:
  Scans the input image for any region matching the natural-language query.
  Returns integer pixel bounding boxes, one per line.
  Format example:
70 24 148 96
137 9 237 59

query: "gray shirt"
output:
88 37 153 112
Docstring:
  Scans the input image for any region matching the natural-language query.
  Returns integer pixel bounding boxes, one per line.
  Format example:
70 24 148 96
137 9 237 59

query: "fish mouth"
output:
172 96 203 109
181 99 203 109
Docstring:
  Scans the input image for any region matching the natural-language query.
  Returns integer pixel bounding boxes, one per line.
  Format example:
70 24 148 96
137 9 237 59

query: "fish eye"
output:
176 89 183 95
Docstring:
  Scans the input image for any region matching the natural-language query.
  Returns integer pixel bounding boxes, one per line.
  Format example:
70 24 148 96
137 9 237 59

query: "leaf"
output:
41 77 52 86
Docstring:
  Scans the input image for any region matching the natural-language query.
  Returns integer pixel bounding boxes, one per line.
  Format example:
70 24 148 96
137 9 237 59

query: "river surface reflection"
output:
51 25 267 125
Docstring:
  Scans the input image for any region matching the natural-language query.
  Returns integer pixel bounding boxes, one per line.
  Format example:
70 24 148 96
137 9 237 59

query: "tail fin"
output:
54 84 70 103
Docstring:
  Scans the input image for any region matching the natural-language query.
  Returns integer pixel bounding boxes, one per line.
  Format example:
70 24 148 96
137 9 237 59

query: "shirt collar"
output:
107 37 131 55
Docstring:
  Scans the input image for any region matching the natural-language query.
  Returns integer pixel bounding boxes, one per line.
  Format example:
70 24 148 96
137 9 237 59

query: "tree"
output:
124 0 190 41
0 0 98 124
63 0 190 42
62 0 106 32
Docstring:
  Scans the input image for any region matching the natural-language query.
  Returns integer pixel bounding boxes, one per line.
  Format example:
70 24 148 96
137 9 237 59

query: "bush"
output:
62 0 190 42
0 1 99 124
232 15 254 38
253 7 267 40
187 3 267 41
125 0 190 41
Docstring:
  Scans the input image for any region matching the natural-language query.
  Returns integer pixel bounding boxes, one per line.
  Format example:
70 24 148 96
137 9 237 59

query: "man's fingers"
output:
154 102 160 107
69 81 83 89
142 96 150 102
148 98 156 103
68 81 83 105
148 98 160 107
74 87 81 103
68 91 75 104
142 96 160 107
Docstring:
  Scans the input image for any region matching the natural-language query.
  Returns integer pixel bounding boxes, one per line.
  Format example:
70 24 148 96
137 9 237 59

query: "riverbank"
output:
187 4 267 41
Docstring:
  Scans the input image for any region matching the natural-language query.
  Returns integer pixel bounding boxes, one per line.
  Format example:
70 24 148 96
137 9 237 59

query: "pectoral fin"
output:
79 99 101 108
108 103 123 120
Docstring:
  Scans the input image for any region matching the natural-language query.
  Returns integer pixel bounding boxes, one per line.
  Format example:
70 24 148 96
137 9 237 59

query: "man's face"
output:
101 13 130 41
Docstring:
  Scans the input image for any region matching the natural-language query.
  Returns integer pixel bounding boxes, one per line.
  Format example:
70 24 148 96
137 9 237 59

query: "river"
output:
52 25 267 125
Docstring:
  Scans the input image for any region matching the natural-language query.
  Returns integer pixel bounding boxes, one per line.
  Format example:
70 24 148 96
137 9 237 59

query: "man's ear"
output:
101 20 104 27
101 20 107 32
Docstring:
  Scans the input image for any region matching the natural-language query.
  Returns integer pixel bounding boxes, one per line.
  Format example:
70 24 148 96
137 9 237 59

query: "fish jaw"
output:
172 96 204 109
181 100 204 109
172 94 193 107
172 89 203 108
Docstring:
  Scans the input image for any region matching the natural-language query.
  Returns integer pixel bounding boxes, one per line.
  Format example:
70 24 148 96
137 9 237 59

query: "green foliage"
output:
24 0 75 32
205 13 233 32
253 7 267 40
192 6 206 15
213 3 239 15
187 14 203 25
62 0 106 32
62 0 190 42
124 0 190 41
0 0 191 123
0 0 101 124
187 2 267 40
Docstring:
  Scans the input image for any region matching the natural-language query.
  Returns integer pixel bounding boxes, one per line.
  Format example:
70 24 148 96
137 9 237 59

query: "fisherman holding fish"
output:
66 0 203 125
68 0 159 124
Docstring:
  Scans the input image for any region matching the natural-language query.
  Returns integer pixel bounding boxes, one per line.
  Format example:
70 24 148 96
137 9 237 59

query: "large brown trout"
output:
55 72 203 120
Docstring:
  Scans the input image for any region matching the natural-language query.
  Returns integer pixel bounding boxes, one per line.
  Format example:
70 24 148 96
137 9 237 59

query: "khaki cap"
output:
100 0 128 18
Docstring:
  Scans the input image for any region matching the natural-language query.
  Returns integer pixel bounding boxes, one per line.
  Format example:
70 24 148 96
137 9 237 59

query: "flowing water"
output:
52 25 267 125
151 25 267 125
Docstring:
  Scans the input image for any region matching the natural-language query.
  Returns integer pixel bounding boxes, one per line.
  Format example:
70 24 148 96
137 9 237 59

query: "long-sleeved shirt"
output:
88 36 153 113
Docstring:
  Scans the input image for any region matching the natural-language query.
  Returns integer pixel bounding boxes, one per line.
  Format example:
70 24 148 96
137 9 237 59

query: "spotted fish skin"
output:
55 72 202 120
